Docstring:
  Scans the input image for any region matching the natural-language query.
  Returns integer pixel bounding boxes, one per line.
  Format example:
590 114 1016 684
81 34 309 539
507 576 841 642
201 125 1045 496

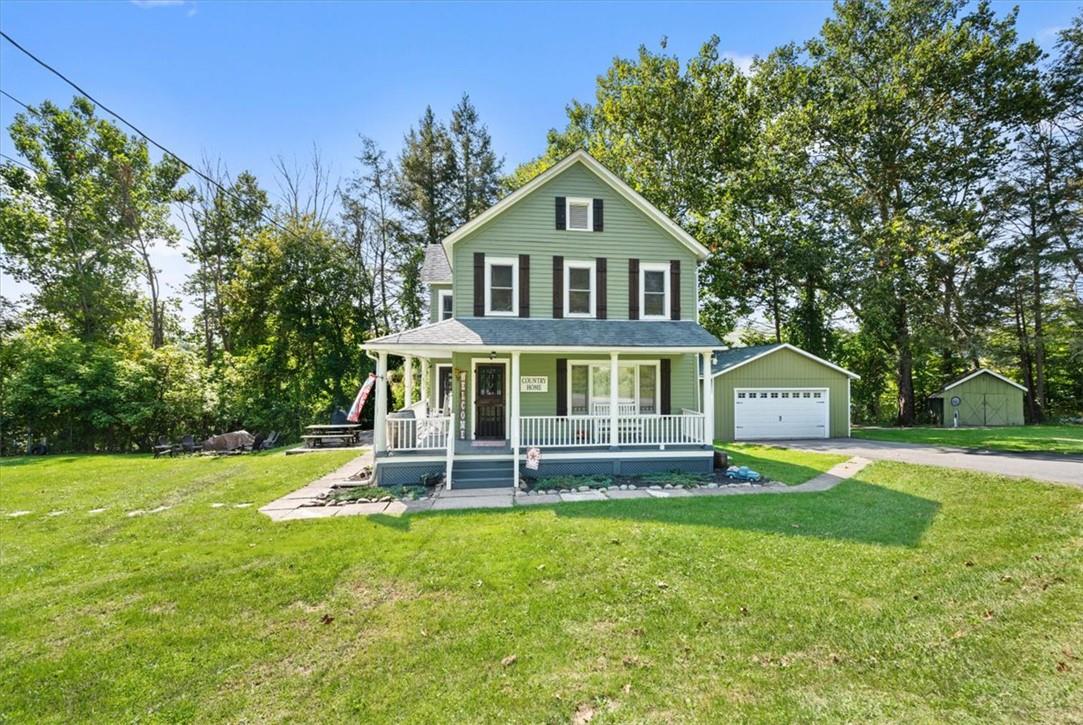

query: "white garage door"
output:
734 388 829 440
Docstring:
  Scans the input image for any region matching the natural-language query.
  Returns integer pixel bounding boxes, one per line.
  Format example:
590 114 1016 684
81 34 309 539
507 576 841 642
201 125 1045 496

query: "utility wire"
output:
1 151 35 173
0 30 292 235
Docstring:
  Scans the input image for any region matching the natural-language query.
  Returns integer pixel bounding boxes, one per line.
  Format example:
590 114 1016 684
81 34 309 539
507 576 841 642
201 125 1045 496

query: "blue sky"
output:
0 0 1077 313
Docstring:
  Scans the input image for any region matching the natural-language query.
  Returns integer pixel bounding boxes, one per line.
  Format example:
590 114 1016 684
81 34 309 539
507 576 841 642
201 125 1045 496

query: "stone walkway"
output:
259 454 873 520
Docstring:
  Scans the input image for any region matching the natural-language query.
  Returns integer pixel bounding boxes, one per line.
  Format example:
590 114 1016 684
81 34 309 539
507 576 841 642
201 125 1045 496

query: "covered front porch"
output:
362 318 719 488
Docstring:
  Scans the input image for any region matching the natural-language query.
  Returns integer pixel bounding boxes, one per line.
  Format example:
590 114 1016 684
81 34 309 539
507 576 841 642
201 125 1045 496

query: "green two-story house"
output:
363 150 722 488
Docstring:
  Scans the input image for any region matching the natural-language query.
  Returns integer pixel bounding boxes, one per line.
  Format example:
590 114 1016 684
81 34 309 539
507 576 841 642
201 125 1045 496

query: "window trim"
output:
563 259 596 318
564 197 593 232
639 262 670 320
484 256 519 317
437 289 454 321
567 359 662 416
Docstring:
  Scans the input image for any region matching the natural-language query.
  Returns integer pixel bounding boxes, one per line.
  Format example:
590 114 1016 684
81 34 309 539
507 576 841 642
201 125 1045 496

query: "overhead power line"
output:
0 30 292 235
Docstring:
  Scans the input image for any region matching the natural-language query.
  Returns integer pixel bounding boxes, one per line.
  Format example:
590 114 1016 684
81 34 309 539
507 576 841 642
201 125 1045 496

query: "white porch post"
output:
609 351 619 448
510 351 521 490
374 352 388 453
420 359 429 407
701 351 714 446
403 355 414 407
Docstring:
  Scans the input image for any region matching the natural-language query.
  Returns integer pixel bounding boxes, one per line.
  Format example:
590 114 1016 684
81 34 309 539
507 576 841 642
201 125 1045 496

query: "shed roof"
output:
930 368 1027 396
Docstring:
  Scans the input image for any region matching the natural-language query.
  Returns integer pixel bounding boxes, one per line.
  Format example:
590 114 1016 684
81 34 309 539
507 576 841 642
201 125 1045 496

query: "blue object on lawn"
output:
725 465 762 482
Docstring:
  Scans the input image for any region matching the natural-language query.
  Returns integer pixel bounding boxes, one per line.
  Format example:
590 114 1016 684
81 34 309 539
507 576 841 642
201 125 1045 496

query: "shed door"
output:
734 389 828 440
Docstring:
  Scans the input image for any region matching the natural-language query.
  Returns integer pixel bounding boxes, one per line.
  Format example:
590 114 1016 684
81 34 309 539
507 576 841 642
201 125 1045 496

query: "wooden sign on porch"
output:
520 375 548 393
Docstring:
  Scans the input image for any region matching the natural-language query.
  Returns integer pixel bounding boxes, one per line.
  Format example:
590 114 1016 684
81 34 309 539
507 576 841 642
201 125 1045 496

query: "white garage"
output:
734 388 829 440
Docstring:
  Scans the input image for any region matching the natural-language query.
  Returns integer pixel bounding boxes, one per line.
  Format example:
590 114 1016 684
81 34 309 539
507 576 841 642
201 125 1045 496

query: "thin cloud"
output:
723 52 756 76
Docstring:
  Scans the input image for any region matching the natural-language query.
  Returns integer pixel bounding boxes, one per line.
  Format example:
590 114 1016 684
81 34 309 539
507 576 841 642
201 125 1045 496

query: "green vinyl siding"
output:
938 372 1025 426
428 284 452 324
447 351 699 440
450 162 698 320
713 348 851 441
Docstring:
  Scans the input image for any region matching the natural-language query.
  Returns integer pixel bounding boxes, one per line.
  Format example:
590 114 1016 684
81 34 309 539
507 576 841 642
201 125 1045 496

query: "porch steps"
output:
451 459 516 490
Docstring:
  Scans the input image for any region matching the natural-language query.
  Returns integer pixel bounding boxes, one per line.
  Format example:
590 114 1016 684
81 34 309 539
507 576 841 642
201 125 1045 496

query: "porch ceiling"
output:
363 317 721 354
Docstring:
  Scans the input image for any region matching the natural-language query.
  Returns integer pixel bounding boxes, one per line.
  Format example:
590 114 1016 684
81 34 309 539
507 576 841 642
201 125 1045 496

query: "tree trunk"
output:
895 299 916 426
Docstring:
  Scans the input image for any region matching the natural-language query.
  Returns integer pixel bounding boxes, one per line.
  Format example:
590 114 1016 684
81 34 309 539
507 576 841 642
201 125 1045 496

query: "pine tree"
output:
449 94 503 225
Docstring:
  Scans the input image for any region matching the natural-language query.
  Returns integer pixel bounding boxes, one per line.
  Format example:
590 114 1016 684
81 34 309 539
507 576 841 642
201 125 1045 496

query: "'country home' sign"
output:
520 376 548 393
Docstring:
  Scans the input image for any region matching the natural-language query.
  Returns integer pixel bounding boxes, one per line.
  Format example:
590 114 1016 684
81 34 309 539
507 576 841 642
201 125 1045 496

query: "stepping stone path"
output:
8 511 32 518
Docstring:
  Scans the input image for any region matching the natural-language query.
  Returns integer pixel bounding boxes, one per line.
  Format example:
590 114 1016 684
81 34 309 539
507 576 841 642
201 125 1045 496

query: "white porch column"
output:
510 351 521 489
374 352 388 453
609 351 619 448
420 358 429 407
702 351 715 446
403 355 414 407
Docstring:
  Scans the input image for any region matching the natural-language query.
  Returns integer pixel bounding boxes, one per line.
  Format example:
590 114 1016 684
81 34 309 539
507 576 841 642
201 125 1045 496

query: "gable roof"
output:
420 244 451 284
708 343 860 379
440 150 710 262
934 368 1027 395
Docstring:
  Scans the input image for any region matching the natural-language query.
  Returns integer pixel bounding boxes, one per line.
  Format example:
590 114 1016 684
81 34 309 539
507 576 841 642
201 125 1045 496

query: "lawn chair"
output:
179 434 203 455
153 436 176 459
261 431 280 450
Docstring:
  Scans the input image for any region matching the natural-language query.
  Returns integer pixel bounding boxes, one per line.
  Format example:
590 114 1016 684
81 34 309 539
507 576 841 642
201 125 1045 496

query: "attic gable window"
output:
566 198 592 231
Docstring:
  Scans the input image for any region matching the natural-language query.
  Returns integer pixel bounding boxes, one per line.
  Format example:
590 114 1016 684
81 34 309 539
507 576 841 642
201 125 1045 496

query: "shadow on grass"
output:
719 448 835 486
400 477 940 548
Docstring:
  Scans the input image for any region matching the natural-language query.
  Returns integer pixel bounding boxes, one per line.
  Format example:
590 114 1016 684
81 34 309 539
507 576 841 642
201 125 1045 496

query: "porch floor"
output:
377 440 713 460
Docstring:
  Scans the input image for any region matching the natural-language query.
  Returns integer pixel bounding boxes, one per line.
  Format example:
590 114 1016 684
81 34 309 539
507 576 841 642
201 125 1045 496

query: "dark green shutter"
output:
552 255 564 318
660 359 671 414
593 198 604 231
556 359 568 416
628 259 640 320
473 252 485 316
555 197 566 230
596 257 607 320
519 254 530 318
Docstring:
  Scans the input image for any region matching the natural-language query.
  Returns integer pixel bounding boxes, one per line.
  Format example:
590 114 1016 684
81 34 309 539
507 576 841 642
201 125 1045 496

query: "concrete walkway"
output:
261 454 874 519
766 438 1083 489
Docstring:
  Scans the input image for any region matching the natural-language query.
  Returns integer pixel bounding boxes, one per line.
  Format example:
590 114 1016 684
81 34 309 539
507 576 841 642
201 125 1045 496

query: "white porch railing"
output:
520 412 705 448
590 401 639 416
520 415 610 447
386 415 451 451
618 413 703 447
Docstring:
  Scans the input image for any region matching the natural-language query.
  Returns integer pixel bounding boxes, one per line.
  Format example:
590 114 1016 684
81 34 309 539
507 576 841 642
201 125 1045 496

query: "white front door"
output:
734 388 828 440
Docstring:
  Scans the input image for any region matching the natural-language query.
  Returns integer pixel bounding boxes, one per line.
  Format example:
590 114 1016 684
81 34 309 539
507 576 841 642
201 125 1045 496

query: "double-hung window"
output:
565 197 593 231
568 361 661 415
484 257 518 316
438 289 453 321
640 263 669 319
564 259 595 317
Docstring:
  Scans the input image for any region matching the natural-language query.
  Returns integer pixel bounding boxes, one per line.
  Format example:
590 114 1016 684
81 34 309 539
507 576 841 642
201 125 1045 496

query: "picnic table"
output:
302 424 362 448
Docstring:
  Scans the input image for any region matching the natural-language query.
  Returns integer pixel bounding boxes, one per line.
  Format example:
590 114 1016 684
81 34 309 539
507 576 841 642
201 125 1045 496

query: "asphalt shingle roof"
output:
709 344 784 375
366 318 722 349
420 245 452 283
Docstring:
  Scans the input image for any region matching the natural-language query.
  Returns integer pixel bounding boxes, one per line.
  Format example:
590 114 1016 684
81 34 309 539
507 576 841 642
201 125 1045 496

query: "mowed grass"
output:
718 443 849 485
2 452 1082 722
854 424 1083 455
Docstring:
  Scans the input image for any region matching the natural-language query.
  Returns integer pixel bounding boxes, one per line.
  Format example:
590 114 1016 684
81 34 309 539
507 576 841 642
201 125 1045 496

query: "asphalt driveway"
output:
760 438 1083 489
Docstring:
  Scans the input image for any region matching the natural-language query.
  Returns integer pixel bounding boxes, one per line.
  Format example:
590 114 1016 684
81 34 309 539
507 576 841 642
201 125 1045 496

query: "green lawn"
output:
853 424 1083 455
718 443 849 485
2 452 1081 722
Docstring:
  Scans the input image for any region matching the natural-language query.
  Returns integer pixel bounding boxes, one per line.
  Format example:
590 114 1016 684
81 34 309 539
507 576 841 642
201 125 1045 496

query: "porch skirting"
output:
375 447 713 487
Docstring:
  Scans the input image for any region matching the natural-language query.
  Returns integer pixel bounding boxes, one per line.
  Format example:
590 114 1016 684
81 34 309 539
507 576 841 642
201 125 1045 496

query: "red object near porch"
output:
347 373 376 423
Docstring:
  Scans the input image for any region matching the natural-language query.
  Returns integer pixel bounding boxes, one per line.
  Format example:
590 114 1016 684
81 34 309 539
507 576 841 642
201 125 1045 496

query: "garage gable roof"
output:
440 150 710 261
710 343 859 380
937 368 1027 394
